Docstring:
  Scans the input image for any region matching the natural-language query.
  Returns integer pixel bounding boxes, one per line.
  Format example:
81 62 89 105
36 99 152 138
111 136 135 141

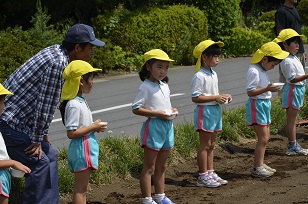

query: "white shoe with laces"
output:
210 172 228 185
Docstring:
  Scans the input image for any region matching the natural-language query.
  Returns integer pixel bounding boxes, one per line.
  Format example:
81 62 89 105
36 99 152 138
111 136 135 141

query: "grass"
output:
9 94 308 202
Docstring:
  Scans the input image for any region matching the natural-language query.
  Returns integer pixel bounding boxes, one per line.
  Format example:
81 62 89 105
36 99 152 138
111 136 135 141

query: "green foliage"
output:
202 0 241 39
0 0 64 81
0 27 34 82
173 120 199 157
221 27 269 57
297 0 308 26
257 21 276 40
258 10 276 23
104 5 208 65
270 97 287 134
301 26 308 43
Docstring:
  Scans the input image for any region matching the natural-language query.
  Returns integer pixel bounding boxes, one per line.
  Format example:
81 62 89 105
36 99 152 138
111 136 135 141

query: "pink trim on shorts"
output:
251 99 257 124
0 180 9 198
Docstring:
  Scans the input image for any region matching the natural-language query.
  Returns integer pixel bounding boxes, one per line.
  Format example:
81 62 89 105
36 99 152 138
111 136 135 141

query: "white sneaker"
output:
196 176 221 187
250 166 274 178
262 164 276 173
210 172 228 185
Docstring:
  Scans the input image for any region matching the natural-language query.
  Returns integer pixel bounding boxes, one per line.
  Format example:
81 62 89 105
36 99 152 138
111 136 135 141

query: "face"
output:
202 54 220 68
283 41 299 55
80 76 94 94
75 43 94 61
147 60 169 82
261 57 281 71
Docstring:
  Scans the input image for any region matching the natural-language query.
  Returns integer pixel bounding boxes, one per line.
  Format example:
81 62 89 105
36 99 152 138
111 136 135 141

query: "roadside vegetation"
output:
4 0 308 202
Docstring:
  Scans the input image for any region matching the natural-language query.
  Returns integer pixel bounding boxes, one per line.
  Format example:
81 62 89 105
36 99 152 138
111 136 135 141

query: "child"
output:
273 28 308 155
0 84 31 204
59 60 107 204
191 40 232 188
246 42 289 178
132 49 177 204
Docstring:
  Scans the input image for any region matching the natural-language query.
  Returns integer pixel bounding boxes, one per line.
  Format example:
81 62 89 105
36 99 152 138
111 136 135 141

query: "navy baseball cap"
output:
64 24 105 47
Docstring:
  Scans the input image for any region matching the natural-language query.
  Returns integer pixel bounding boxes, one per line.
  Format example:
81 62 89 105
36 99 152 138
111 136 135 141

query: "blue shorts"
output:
246 98 271 126
194 104 222 132
282 83 305 110
0 169 10 198
140 118 174 151
68 133 99 172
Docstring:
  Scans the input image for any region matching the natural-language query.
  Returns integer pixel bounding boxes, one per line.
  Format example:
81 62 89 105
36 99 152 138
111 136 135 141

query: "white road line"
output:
51 93 185 123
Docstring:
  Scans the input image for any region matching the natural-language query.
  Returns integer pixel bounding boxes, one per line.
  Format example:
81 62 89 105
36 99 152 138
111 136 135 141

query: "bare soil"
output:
60 126 308 204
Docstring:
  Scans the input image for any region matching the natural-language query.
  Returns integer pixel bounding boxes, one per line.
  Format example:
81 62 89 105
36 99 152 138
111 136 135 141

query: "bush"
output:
101 5 208 65
297 0 308 26
202 0 241 39
221 27 269 57
258 10 276 23
0 27 35 82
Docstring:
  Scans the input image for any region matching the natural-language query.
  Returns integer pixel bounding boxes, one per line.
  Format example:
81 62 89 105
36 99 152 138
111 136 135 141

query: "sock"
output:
142 197 154 204
154 193 165 203
199 172 207 179
207 169 214 175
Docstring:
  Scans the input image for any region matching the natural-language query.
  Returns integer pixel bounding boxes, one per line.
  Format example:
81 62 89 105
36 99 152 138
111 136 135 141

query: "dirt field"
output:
60 126 308 204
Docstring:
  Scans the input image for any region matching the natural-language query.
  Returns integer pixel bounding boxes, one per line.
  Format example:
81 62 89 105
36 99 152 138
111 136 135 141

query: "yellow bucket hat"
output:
61 60 101 100
273 28 304 43
0 84 13 96
144 49 174 63
193 40 224 72
250 42 289 64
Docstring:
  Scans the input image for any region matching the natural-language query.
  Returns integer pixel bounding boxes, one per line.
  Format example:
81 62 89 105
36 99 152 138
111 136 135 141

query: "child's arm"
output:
289 74 308 83
66 120 107 139
0 160 31 173
192 94 230 104
247 83 279 97
132 107 174 120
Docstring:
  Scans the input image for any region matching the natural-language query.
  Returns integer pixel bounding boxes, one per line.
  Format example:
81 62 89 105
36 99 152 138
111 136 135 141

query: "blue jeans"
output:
0 119 58 204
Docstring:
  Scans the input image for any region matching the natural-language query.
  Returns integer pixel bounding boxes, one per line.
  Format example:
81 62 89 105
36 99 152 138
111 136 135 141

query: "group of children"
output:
0 27 307 204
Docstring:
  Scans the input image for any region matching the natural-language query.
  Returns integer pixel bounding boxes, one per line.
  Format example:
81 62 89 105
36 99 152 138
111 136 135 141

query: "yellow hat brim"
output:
0 84 13 95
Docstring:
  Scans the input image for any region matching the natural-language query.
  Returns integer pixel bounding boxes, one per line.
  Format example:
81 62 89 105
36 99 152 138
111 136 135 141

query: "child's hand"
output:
267 83 280 92
12 161 31 174
215 94 230 104
92 120 108 132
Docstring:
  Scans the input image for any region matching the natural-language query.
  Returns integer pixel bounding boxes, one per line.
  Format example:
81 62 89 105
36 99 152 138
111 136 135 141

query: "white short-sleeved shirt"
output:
280 54 306 85
0 133 9 160
191 67 219 105
246 64 272 99
132 79 172 113
65 96 93 130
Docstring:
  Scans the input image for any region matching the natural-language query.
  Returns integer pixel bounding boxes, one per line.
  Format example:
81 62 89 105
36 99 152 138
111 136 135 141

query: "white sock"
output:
143 197 154 204
207 169 214 175
199 172 208 179
154 193 165 203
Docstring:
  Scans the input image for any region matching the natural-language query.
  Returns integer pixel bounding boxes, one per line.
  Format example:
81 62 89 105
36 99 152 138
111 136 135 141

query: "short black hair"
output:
202 44 222 57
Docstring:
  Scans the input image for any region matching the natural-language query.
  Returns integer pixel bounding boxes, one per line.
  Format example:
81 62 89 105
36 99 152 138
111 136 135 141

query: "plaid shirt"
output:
1 45 70 143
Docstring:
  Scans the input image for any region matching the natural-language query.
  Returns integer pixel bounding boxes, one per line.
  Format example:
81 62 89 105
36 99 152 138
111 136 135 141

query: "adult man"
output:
0 24 105 204
275 0 307 85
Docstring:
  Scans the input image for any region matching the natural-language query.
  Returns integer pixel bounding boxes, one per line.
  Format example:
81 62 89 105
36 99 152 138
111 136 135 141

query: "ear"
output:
74 44 82 53
80 78 84 86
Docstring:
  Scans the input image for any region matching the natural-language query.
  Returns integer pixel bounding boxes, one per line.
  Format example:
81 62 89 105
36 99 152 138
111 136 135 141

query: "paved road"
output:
49 52 308 149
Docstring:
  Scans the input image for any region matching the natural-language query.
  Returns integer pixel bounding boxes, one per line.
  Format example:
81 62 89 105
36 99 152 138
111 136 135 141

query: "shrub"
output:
0 27 34 82
258 10 276 23
297 0 308 26
221 27 269 57
102 5 208 66
202 0 241 39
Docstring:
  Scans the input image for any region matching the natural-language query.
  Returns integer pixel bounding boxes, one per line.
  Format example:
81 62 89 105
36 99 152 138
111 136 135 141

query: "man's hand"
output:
24 143 42 159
